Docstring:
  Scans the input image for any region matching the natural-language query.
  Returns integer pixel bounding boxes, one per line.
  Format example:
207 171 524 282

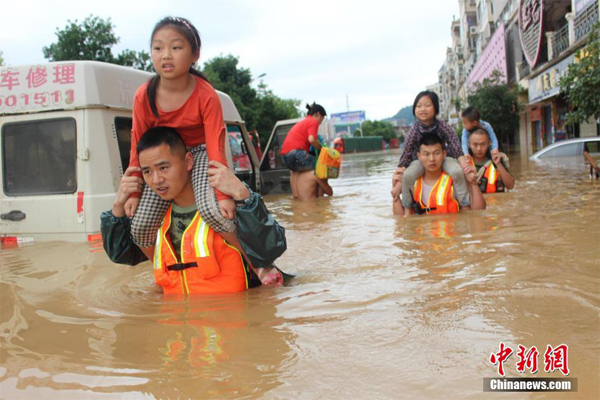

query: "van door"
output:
258 122 295 195
0 111 85 238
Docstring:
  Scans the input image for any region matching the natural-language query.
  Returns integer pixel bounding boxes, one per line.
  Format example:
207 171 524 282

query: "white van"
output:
0 61 267 243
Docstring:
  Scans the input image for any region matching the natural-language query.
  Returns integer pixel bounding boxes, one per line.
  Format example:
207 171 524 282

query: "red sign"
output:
489 343 570 377
519 0 544 68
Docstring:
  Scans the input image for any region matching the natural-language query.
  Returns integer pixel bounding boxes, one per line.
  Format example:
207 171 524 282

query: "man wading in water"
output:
101 127 288 292
393 133 485 216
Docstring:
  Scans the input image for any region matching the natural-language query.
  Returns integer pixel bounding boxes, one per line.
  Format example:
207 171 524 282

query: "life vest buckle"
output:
412 202 437 215
167 262 198 271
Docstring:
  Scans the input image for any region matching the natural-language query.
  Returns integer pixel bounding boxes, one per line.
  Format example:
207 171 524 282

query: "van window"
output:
114 117 132 170
227 124 251 172
2 118 77 195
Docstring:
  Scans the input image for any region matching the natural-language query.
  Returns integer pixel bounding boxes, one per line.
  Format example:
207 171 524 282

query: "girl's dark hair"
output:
147 17 210 118
412 91 440 116
306 102 327 116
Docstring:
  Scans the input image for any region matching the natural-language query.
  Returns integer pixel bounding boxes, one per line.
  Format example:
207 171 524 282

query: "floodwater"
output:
1 149 599 400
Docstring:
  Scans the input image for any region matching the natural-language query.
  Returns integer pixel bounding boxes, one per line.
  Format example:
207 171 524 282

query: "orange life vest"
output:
412 172 460 214
154 205 250 295
470 158 504 193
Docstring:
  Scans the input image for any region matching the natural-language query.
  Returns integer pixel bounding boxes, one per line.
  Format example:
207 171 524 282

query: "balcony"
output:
575 2 599 41
517 61 530 80
552 24 570 57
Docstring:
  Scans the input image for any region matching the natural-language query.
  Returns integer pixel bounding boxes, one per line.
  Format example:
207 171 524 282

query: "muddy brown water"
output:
1 149 599 399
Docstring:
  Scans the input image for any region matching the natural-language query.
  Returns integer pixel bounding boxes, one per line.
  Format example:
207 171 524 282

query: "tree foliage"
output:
559 22 600 125
202 54 300 148
42 15 152 71
360 120 397 141
0 50 4 67
115 49 153 72
466 70 520 146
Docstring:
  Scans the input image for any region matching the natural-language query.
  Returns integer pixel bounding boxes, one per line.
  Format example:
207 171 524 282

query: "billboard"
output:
330 111 366 125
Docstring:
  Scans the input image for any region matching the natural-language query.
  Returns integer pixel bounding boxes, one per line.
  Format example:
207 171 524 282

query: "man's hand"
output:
207 161 250 201
113 167 143 218
460 157 478 184
491 151 502 166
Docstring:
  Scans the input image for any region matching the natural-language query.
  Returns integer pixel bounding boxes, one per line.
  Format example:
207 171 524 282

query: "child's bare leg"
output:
391 181 402 198
401 160 424 208
444 157 471 207
290 171 299 199
220 230 282 286
140 246 155 261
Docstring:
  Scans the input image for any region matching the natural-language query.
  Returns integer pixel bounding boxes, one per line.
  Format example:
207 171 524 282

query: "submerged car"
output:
529 137 600 160
529 136 600 177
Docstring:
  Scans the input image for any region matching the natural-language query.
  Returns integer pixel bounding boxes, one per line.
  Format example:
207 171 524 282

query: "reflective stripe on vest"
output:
413 172 460 214
153 205 247 295
471 158 502 193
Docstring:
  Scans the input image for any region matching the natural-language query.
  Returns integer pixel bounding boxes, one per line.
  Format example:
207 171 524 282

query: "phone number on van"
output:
0 89 75 112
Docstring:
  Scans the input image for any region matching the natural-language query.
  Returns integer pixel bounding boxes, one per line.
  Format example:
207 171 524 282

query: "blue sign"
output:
330 111 366 125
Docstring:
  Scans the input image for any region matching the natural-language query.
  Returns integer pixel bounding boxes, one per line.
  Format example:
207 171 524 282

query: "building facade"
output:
436 0 599 155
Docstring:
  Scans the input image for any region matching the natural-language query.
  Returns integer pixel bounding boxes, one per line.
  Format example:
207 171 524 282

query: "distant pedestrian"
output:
584 142 600 178
281 103 333 200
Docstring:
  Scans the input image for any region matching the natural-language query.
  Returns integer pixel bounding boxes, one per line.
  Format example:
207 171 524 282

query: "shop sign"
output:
519 0 544 68
528 54 575 104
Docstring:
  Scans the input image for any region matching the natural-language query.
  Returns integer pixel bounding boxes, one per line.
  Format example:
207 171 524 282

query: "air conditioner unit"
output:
469 26 478 35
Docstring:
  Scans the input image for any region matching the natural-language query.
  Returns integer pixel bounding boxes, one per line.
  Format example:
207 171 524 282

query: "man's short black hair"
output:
136 126 187 157
470 127 490 140
461 106 480 122
418 132 445 151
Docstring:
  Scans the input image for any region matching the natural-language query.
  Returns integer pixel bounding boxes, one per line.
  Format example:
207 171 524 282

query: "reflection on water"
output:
1 149 599 399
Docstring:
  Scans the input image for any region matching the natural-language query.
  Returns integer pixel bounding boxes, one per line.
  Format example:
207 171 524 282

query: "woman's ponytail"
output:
306 102 327 117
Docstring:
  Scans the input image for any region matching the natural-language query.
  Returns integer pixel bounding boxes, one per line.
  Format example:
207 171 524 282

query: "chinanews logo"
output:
484 343 577 392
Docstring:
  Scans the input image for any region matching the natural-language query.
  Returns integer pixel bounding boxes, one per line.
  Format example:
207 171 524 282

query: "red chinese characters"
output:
489 343 570 376
516 345 539 374
0 70 20 91
26 66 48 88
489 342 513 377
52 64 76 84
544 344 570 376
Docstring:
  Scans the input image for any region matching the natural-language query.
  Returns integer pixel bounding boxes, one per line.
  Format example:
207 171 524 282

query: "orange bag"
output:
315 147 341 179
